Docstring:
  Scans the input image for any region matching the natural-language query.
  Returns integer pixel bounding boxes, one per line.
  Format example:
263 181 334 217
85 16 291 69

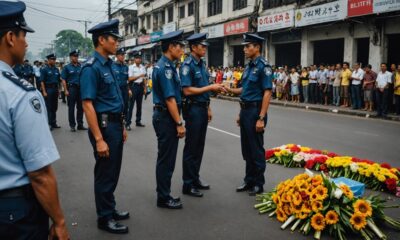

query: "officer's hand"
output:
209 84 223 93
176 125 185 138
128 90 133 97
96 139 109 158
65 90 69 97
236 115 240 127
123 128 128 143
256 120 265 133
43 91 48 97
49 222 70 240
208 108 212 122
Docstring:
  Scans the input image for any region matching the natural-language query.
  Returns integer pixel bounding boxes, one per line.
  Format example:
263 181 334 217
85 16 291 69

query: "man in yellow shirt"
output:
340 62 352 107
394 64 400 115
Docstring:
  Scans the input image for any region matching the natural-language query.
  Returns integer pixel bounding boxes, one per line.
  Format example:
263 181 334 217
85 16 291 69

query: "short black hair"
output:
0 28 23 42
92 34 112 48
248 42 262 53
366 64 372 69
381 63 387 67
343 62 349 66
161 42 179 53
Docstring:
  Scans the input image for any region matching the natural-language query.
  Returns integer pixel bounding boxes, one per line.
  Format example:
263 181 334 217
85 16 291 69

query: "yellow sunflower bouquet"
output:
255 173 400 240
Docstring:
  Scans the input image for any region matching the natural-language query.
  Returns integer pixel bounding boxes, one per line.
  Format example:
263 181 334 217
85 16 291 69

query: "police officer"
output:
22 59 34 84
126 51 146 130
61 50 86 132
12 62 24 78
180 33 223 197
225 33 273 196
79 19 129 234
0 1 69 239
112 47 129 118
152 30 186 209
40 53 61 130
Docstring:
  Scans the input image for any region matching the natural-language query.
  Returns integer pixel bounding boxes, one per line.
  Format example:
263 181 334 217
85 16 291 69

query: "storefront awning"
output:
127 43 157 53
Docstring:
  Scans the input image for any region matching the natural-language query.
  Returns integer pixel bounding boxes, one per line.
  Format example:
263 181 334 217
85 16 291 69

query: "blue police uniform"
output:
13 63 24 78
40 53 61 128
61 50 84 129
22 61 34 84
112 48 129 117
239 34 272 190
152 30 184 203
79 19 126 223
0 2 59 238
180 33 211 190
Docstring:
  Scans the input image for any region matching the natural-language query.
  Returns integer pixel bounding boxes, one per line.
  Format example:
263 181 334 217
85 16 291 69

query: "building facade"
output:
111 8 138 50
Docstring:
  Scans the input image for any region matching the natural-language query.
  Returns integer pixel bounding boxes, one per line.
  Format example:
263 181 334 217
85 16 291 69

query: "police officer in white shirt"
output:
126 51 147 130
375 63 392 118
350 63 364 109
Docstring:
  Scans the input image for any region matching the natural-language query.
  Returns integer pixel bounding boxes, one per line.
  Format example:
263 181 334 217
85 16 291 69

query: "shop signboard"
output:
163 22 176 34
295 0 347 27
150 31 163 42
373 0 400 13
258 10 295 32
201 24 224 39
348 0 373 17
138 35 150 45
224 18 249 36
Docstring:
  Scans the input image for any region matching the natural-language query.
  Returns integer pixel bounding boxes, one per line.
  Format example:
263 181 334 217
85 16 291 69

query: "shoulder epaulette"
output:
84 57 96 66
2 71 35 91
183 57 192 65
259 58 268 65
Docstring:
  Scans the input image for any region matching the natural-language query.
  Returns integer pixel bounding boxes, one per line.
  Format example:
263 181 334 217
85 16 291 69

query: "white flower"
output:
293 154 304 162
350 163 359 173
333 188 343 199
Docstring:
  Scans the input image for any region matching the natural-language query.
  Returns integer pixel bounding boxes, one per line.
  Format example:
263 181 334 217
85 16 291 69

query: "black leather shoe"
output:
113 210 130 221
182 187 203 197
51 125 61 129
157 199 183 209
248 186 264 196
171 196 181 202
70 127 76 132
236 183 253 192
126 125 131 131
194 180 210 190
77 125 88 130
136 123 145 127
97 219 129 234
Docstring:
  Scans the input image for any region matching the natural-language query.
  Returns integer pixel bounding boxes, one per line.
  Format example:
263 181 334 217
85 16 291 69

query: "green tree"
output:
54 30 93 59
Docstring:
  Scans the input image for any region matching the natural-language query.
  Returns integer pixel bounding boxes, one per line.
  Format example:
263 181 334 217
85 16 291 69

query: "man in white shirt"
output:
350 63 364 109
375 63 392 118
309 65 318 104
318 64 329 105
33 60 41 89
126 51 147 130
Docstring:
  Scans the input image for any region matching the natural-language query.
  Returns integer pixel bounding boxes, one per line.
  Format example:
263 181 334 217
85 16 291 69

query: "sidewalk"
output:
214 95 400 122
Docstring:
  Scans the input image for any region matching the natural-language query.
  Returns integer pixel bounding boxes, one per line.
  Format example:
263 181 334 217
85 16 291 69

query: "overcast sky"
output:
18 0 136 57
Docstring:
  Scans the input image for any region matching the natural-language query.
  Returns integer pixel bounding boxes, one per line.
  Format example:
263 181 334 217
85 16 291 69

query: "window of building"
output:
233 0 247 11
160 10 165 26
188 2 194 16
208 0 222 17
153 13 158 31
146 15 151 29
263 0 296 9
168 6 173 22
179 5 185 19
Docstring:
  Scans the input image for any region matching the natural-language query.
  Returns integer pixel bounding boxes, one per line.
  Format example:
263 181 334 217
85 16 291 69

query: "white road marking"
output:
208 126 240 138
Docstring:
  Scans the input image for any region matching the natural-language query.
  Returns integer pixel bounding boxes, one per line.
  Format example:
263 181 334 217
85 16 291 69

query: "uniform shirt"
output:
309 70 318 84
128 63 146 84
112 61 129 87
147 66 153 79
22 64 34 79
351 68 364 85
13 63 24 78
0 60 59 191
79 51 124 114
180 54 210 102
240 56 273 102
341 69 352 86
61 62 82 85
318 69 328 84
40 65 60 84
376 71 392 89
152 55 181 106
33 65 41 78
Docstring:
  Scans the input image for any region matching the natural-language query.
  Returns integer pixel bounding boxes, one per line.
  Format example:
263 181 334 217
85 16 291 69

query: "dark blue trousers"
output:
153 109 179 200
126 83 144 126
309 83 317 104
239 106 266 187
375 88 389 116
0 190 49 239
351 84 362 109
45 87 58 127
182 105 208 187
67 85 83 128
120 85 129 118
88 121 123 219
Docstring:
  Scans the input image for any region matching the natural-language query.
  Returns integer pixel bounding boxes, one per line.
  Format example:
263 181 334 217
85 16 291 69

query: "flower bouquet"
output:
254 173 400 240
265 144 400 196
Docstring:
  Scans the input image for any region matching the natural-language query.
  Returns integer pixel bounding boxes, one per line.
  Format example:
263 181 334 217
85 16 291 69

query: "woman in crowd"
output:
300 67 309 103
290 68 300 103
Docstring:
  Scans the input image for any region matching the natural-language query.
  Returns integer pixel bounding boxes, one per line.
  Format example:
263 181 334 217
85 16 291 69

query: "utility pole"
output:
194 0 199 33
108 0 111 20
84 20 88 38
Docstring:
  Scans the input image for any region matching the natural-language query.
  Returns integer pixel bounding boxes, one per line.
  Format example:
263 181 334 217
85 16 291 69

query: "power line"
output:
26 5 87 22
22 0 105 12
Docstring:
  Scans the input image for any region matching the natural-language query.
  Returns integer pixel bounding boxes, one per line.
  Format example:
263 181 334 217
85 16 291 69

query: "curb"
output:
213 95 400 122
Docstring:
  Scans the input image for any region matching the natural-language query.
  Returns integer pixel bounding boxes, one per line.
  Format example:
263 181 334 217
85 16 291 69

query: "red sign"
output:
224 18 249 36
138 35 151 45
348 0 373 17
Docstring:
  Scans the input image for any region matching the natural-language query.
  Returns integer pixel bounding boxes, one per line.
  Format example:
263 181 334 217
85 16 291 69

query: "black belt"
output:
239 101 261 109
188 101 210 108
97 113 124 122
153 105 167 112
45 83 58 88
0 185 33 198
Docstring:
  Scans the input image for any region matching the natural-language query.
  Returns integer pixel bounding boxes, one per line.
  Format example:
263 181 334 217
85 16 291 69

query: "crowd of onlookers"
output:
208 62 400 118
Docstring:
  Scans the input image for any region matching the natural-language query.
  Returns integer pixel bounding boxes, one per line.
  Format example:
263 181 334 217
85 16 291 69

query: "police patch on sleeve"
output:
264 66 272 76
29 96 42 113
182 66 190 76
165 69 173 79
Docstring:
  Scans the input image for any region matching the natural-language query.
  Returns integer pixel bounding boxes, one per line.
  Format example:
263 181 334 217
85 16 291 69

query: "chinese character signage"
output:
295 0 347 27
224 18 249 36
138 35 151 45
348 0 373 17
163 22 176 34
258 10 294 32
202 24 224 39
374 0 400 13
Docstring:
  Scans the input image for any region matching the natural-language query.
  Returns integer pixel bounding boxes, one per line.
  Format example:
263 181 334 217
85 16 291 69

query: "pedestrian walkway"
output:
214 95 400 122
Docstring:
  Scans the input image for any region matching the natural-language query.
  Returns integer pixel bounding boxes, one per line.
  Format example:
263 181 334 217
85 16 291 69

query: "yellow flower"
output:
298 180 309 192
339 184 354 200
281 192 292 203
272 194 280 205
292 192 302 206
310 190 319 202
376 174 386 182
350 212 367 231
353 200 372 217
296 211 309 220
311 213 326 231
283 203 292 216
325 210 339 225
291 202 303 214
302 201 312 213
314 185 328 200
276 208 287 222
311 201 323 212
274 152 282 157
311 175 323 187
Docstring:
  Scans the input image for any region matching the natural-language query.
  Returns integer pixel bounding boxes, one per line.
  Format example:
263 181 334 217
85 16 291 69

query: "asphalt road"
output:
50 97 400 240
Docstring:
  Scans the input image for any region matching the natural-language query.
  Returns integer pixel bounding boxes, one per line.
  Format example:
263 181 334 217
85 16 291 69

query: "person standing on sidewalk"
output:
375 63 392 118
350 63 364 110
0 2 69 239
225 33 273 196
309 65 318 104
362 64 376 112
332 63 342 106
394 64 400 115
340 62 352 107
300 67 309 103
